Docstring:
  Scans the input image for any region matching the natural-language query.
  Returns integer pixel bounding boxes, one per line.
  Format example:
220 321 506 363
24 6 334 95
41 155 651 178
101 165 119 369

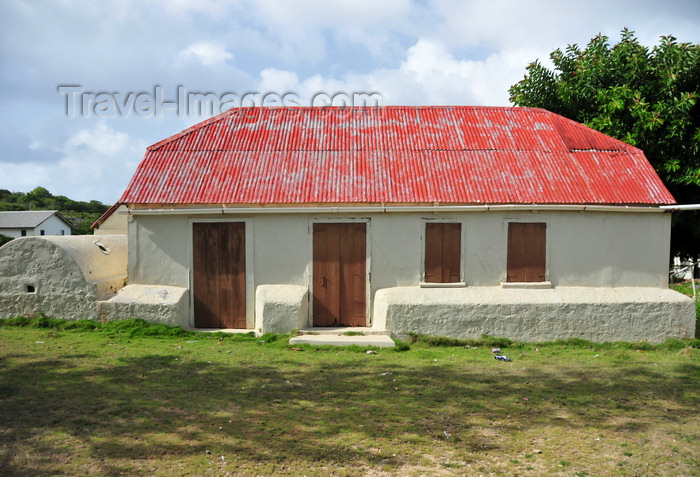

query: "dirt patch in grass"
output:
0 320 697 476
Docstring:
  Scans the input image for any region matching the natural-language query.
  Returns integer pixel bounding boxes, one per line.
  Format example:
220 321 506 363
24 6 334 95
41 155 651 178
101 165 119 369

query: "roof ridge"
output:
146 105 547 152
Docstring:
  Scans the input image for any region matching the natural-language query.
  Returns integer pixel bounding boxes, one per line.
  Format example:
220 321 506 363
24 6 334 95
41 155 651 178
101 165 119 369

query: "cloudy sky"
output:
1 0 698 204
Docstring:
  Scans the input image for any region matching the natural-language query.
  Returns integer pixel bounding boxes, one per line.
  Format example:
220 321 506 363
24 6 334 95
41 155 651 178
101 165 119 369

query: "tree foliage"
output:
509 29 700 258
0 187 109 235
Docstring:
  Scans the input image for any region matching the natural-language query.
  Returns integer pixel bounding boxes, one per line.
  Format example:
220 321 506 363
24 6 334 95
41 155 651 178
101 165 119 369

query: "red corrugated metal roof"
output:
118 106 676 206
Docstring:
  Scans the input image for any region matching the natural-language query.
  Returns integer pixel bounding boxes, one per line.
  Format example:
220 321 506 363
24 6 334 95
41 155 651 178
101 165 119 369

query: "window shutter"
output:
425 222 461 283
507 222 546 282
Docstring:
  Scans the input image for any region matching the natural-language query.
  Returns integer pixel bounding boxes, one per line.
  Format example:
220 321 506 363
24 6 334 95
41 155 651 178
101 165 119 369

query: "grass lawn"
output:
0 319 697 476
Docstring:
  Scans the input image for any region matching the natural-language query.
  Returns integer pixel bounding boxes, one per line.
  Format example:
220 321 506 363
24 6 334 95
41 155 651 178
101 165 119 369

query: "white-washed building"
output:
0 210 73 238
95 106 696 342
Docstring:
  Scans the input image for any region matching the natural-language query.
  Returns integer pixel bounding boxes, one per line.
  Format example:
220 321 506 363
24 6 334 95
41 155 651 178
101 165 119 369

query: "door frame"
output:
188 218 255 329
308 217 371 328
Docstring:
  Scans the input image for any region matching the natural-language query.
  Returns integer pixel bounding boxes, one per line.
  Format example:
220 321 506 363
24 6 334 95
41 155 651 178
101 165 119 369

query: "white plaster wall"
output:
94 205 128 235
369 214 422 287
128 210 672 328
128 215 190 287
457 211 670 287
253 215 310 285
549 212 671 288
368 210 670 289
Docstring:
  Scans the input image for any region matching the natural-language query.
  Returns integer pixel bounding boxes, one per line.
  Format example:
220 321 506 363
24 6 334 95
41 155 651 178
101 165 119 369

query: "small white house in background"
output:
0 210 73 238
93 105 695 342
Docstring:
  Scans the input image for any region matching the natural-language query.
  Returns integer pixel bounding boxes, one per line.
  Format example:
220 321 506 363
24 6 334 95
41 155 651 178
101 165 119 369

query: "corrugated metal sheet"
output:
119 106 676 206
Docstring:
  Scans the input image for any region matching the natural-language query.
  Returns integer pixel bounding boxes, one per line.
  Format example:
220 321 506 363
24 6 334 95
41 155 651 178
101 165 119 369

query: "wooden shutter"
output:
312 223 340 327
339 223 367 326
507 222 546 282
193 223 221 328
219 222 246 328
425 222 461 283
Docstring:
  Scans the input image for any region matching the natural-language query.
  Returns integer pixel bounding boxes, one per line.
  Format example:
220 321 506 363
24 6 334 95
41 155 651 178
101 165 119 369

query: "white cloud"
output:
250 0 412 28
0 122 145 203
144 0 237 17
254 38 543 107
259 69 301 93
178 40 233 67
243 0 414 66
392 39 544 106
66 122 129 157
429 0 700 52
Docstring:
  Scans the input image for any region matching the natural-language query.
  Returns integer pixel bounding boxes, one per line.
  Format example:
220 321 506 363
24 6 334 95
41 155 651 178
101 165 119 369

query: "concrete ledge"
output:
98 285 188 327
0 289 97 320
298 327 391 336
501 281 552 289
374 286 696 343
255 284 308 334
420 282 466 288
290 334 396 347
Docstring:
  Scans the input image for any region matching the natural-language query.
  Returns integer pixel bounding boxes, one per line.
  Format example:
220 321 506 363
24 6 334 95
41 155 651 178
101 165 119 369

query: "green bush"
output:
392 339 410 352
0 234 13 248
0 316 31 327
406 333 514 348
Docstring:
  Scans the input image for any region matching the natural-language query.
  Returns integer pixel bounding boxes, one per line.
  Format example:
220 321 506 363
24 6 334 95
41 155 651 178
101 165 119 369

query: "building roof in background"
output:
0 210 70 229
117 106 675 207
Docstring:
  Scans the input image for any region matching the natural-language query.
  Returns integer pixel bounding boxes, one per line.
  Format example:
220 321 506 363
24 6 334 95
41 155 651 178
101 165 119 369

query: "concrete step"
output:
289 333 395 347
297 327 391 336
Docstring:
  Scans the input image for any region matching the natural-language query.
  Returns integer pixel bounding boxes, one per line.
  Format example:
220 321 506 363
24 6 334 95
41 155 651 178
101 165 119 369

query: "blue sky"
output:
1 0 698 204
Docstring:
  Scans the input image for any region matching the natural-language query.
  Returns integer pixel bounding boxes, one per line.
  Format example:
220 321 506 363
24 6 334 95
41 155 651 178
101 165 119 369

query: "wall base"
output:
374 286 695 343
255 284 308 334
98 285 188 327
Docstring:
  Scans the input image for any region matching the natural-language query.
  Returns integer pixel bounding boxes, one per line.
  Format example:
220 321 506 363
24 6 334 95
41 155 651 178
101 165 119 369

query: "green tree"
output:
509 29 700 259
23 186 52 209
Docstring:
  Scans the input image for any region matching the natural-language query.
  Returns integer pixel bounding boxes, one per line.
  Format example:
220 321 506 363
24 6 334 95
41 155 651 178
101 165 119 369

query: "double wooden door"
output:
312 223 367 327
192 222 247 329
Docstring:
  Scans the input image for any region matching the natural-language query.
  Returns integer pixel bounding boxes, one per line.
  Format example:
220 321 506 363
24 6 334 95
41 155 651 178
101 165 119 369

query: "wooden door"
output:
507 222 546 282
313 223 366 327
193 222 247 328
